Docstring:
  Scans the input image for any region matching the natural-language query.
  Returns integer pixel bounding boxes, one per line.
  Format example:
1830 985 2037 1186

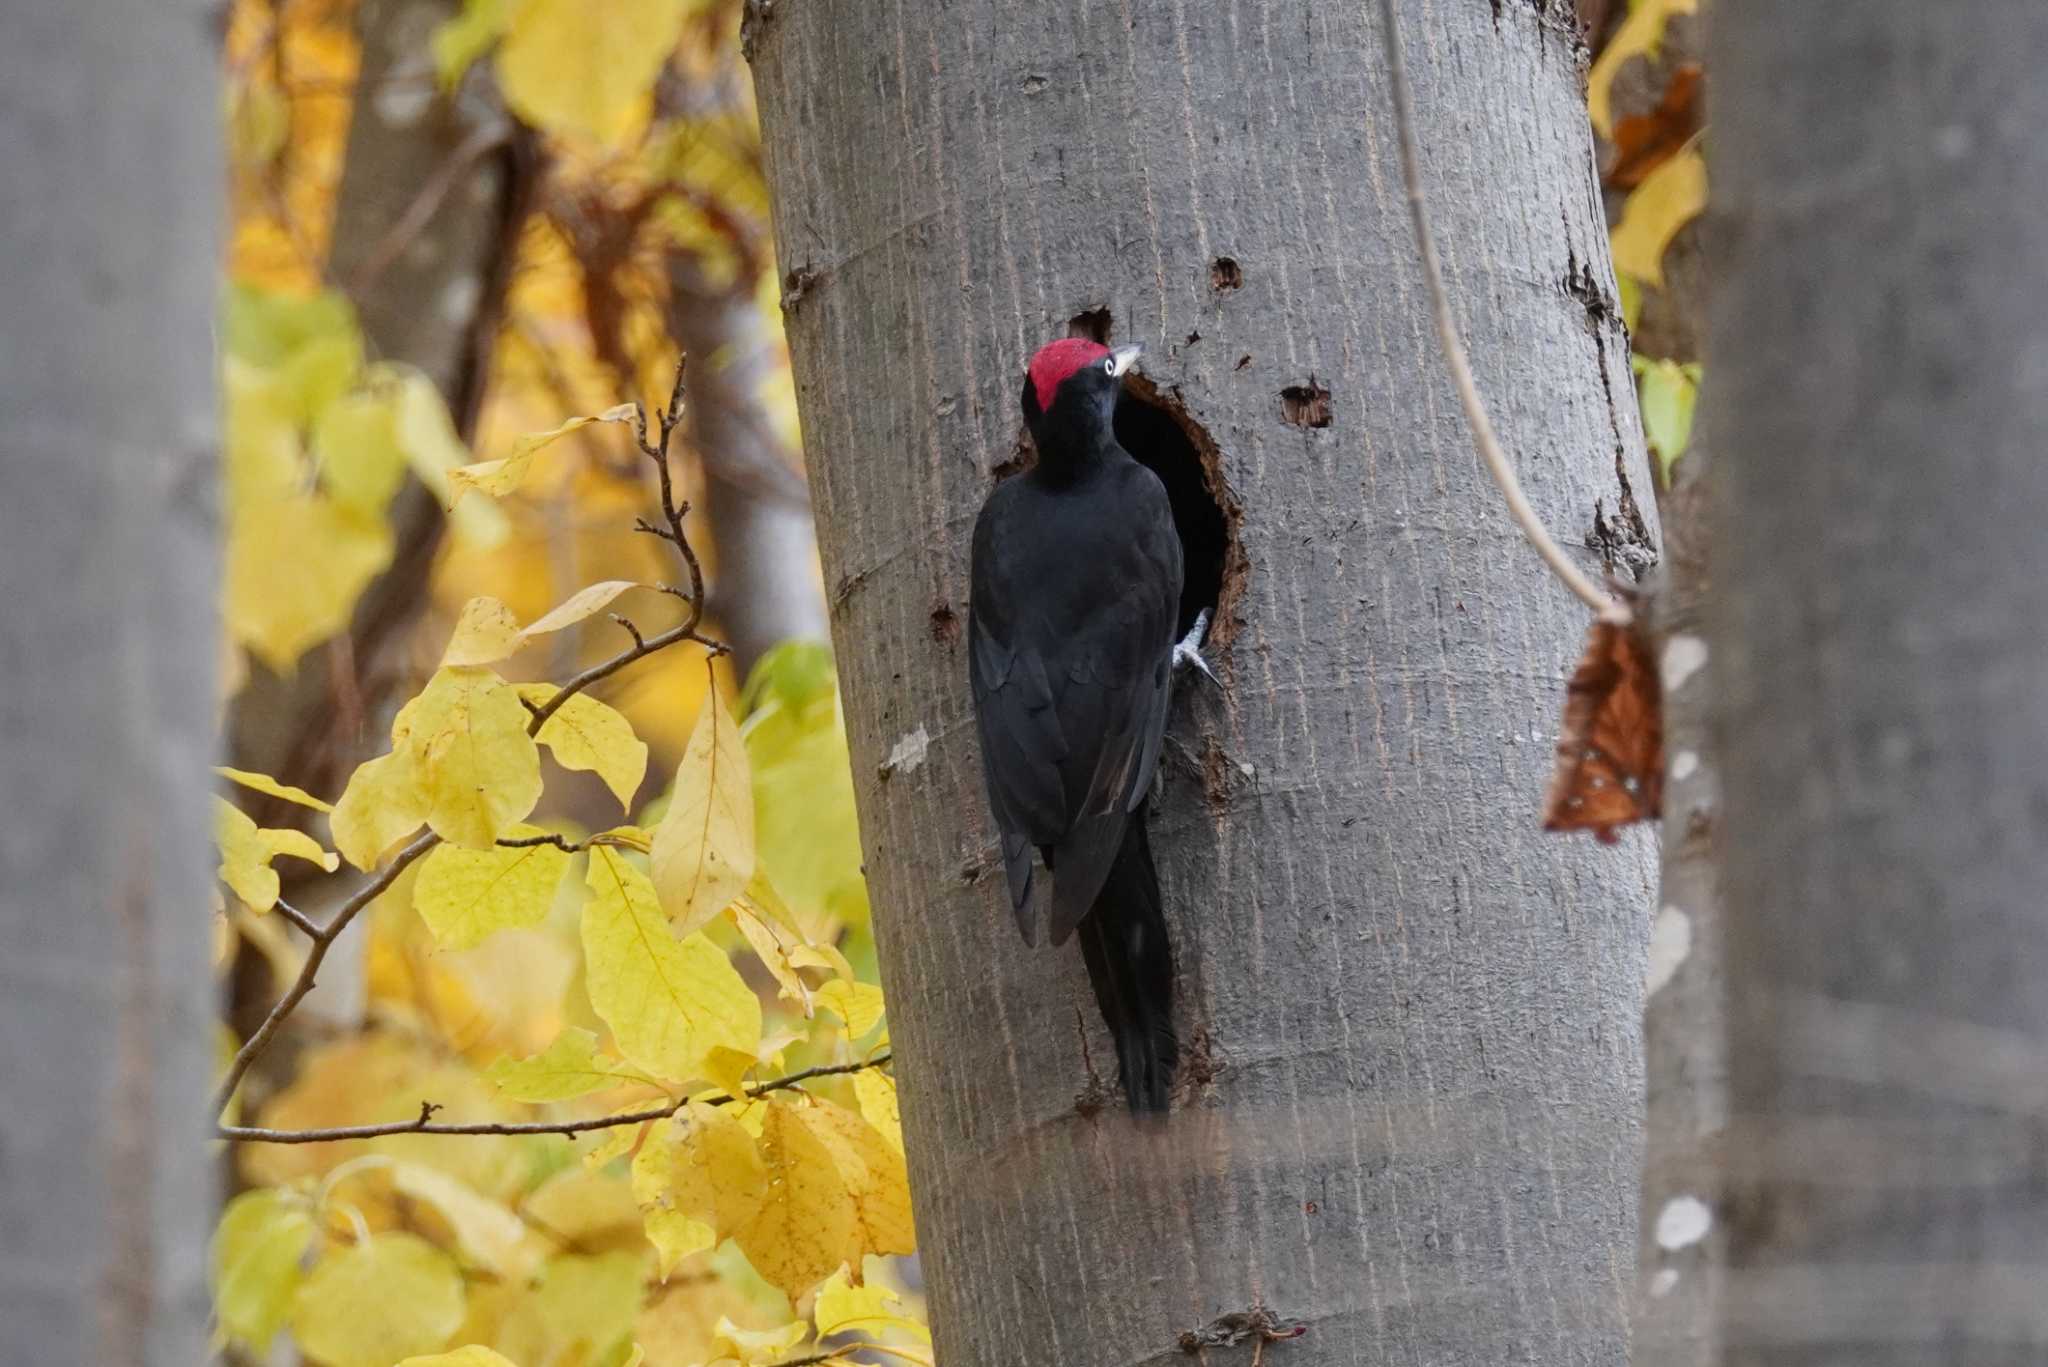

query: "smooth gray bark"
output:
752 3 1657 1363
1711 4 2048 1360
0 2 219 1362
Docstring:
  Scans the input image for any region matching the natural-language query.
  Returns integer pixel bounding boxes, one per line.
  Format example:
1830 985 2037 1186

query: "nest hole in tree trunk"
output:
1114 374 1242 650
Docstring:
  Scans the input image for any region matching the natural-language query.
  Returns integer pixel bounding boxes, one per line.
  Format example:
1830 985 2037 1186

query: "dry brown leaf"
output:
1543 609 1663 842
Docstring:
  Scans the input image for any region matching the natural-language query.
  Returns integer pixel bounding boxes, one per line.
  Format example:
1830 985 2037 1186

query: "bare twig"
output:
216 356 728 1124
347 121 514 298
271 897 322 938
1377 0 1630 626
219 1053 893 1145
496 832 586 853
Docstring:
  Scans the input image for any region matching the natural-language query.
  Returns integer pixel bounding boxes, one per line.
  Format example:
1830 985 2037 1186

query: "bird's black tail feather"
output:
1074 806 1178 1114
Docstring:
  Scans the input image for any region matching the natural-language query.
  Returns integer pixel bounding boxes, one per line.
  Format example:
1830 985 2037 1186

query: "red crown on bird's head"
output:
1026 338 1111 412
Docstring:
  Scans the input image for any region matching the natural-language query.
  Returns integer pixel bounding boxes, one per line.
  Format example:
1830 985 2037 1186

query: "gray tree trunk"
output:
0 2 219 1362
751 3 1657 1363
1711 5 2048 1360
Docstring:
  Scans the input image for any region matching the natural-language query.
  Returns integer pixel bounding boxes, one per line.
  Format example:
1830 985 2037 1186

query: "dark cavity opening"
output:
1114 378 1234 644
1280 379 1332 429
1067 307 1113 344
1210 257 1243 291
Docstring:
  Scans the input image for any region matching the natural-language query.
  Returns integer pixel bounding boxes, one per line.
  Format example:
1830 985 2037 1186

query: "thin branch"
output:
495 832 586 853
347 121 513 298
1376 0 1630 626
271 897 322 938
215 356 731 1126
211 831 439 1115
219 1054 894 1145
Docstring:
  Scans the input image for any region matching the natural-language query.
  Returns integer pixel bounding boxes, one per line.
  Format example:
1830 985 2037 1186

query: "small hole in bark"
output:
1210 257 1243 291
1280 380 1332 428
929 601 960 644
1234 354 1251 371
1067 307 1113 344
1115 376 1244 647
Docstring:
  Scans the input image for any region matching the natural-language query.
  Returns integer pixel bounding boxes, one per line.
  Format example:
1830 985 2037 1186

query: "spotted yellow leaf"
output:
441 595 526 667
414 826 570 949
520 684 649 812
733 1098 860 1300
290 1232 465 1367
651 682 755 934
215 798 338 911
630 1103 766 1277
581 846 761 1082
796 1099 917 1266
405 667 543 849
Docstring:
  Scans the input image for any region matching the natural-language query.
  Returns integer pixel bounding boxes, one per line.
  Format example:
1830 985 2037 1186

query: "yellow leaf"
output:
629 1102 769 1248
312 388 409 516
521 684 650 812
523 1167 644 1250
414 828 570 949
392 1162 549 1281
787 941 857 982
389 369 507 549
522 580 643 638
216 797 338 911
226 496 393 672
742 643 868 936
652 683 755 934
430 0 512 87
398 1348 518 1367
733 1098 860 1300
852 1071 903 1156
815 981 885 1041
581 846 762 1082
406 667 544 849
290 1232 465 1367
796 1100 917 1265
441 595 526 667
1610 145 1707 288
329 750 428 871
447 404 636 501
217 765 334 813
485 1027 644 1103
496 0 688 143
730 905 808 1013
641 1204 716 1282
1588 0 1697 138
813 1267 928 1343
497 1252 644 1365
211 1189 316 1352
712 1316 809 1364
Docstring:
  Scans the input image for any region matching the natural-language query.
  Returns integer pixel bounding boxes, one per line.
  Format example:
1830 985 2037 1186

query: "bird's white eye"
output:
1102 357 1115 374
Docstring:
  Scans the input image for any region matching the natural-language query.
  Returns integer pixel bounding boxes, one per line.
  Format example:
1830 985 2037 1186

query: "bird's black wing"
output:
968 465 1181 945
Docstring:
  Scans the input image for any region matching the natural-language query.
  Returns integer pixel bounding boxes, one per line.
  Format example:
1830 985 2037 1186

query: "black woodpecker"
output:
968 337 1210 1113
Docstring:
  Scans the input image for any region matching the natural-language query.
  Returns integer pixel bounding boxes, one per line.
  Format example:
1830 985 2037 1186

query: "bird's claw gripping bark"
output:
1172 607 1218 685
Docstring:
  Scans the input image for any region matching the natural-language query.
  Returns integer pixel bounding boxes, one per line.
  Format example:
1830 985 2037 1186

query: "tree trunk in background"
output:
228 0 529 809
0 3 218 1361
1713 5 2048 1360
669 261 829 675
752 3 1657 1362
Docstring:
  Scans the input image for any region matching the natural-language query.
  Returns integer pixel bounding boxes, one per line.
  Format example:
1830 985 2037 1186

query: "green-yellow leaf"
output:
581 846 762 1082
712 1316 809 1365
398 1348 518 1367
1634 356 1702 488
1588 0 1697 138
392 1161 549 1281
496 0 689 144
522 580 643 638
652 683 755 934
430 0 513 88
442 596 526 668
796 1099 917 1265
388 368 508 548
414 827 570 949
329 749 428 871
497 1252 644 1366
312 388 409 517
405 667 543 849
447 404 636 501
217 765 334 813
1611 145 1706 289
851 1071 903 1156
216 797 339 911
521 684 649 812
733 1098 860 1300
815 981 885 1041
485 1027 644 1103
290 1232 464 1367
742 644 867 936
211 1189 315 1352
